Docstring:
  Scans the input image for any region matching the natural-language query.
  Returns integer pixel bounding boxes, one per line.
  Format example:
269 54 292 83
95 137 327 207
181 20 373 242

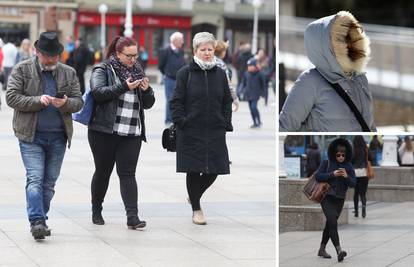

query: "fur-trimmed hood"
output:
304 11 371 83
327 138 353 163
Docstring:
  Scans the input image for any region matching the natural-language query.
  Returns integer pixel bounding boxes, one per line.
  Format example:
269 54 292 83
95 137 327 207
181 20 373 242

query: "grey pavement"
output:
280 201 414 267
0 72 276 267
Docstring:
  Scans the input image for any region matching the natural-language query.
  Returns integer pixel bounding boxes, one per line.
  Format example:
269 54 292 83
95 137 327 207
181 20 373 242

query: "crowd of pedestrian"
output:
2 28 274 241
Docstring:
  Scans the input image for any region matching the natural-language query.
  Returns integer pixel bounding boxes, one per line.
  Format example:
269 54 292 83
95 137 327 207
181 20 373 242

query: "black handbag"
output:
162 124 177 152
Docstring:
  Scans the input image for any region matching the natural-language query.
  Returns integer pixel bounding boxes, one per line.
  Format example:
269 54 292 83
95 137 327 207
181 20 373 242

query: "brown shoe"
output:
192 210 206 225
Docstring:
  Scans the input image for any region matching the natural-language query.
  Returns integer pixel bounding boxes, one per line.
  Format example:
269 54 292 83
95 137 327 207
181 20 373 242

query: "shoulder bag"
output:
303 161 330 203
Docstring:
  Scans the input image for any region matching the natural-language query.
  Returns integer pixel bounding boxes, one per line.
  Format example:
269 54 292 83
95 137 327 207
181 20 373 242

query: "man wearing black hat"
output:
6 31 83 240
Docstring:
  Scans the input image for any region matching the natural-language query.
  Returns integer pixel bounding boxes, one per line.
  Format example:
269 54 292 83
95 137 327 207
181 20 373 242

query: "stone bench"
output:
369 167 414 185
347 184 414 202
280 204 349 232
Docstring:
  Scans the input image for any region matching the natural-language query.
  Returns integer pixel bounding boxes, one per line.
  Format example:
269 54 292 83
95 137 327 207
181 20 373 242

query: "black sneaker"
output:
127 216 146 229
92 212 105 225
30 220 49 240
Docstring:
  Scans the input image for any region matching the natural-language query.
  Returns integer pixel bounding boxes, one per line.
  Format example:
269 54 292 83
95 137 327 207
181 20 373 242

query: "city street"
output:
280 201 414 267
0 74 276 267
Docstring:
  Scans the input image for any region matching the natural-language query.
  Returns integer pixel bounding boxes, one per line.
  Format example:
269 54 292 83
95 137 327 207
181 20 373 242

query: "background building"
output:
75 0 276 64
0 0 77 45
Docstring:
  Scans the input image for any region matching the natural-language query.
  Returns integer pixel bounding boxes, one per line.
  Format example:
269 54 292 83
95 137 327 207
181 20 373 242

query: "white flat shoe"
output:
192 210 206 225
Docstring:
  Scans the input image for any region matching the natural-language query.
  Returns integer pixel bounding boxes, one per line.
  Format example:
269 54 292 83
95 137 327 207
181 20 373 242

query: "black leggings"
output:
321 195 345 247
88 129 142 217
354 177 369 211
186 173 217 211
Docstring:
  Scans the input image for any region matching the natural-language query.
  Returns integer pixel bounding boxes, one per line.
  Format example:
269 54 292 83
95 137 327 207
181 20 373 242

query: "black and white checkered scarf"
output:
109 54 145 136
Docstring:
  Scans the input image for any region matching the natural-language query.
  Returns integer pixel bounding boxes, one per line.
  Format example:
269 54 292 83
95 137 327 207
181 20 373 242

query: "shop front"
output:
75 12 192 65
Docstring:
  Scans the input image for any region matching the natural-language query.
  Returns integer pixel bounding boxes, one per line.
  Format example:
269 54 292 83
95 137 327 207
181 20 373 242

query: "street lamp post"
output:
124 0 133 37
98 4 108 53
251 0 262 55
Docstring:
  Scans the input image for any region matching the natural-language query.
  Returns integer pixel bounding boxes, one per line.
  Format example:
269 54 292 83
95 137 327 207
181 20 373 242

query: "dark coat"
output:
240 70 267 101
315 138 356 199
170 60 233 174
89 61 155 142
157 46 185 79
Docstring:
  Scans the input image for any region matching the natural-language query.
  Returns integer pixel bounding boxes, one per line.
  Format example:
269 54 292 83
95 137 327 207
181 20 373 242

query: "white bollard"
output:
380 136 399 167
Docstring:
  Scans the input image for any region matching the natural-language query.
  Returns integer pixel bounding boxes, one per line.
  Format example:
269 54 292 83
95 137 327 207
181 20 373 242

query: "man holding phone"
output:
6 31 83 240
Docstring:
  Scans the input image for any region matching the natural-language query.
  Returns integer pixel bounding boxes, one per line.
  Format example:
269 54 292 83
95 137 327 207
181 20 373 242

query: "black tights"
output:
321 195 345 247
186 173 217 211
88 129 142 217
354 177 368 211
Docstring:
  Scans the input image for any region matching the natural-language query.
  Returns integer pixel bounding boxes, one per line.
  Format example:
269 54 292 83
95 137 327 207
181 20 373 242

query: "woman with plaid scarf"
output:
88 36 155 229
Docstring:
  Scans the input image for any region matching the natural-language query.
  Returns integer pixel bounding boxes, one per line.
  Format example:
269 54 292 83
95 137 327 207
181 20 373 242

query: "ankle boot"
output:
317 244 332 258
362 205 366 218
92 211 105 225
335 246 347 262
127 216 146 229
354 208 358 217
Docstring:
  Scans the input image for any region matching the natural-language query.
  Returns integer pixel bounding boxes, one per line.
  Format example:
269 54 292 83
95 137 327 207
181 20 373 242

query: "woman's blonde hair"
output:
215 40 229 57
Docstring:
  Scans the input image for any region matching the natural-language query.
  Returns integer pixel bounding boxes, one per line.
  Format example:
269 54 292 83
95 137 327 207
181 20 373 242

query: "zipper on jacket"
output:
204 70 209 173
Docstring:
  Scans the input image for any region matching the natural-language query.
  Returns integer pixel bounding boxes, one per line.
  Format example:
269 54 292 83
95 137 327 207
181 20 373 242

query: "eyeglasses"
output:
121 52 138 60
336 153 346 158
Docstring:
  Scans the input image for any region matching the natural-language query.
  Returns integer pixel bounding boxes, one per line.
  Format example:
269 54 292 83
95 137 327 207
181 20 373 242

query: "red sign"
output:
77 12 191 28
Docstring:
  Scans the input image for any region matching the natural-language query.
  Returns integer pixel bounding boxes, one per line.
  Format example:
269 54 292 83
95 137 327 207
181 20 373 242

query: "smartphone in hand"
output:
55 92 65 99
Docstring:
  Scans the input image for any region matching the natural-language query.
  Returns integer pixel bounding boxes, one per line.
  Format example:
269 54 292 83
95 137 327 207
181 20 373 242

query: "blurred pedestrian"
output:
88 36 155 229
158 32 185 126
398 136 414 166
170 32 233 225
68 38 91 94
235 43 252 97
214 40 239 112
15 38 32 63
369 136 382 166
239 57 266 128
279 11 375 132
305 143 321 177
255 48 271 105
315 138 356 262
138 46 148 71
352 135 371 218
6 31 83 240
2 40 18 91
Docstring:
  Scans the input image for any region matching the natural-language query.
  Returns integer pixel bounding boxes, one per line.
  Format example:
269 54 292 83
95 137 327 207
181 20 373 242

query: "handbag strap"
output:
328 82 371 132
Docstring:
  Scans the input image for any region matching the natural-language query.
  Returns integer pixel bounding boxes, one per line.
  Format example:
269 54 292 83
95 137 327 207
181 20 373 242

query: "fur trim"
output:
331 11 371 73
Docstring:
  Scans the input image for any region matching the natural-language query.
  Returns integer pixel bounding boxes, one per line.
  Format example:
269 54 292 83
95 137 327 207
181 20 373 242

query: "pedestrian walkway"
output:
0 82 275 267
280 201 414 267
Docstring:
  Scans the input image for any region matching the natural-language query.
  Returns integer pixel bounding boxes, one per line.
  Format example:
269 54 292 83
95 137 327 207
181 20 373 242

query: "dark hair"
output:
353 135 367 163
106 36 137 59
405 136 413 151
328 138 353 163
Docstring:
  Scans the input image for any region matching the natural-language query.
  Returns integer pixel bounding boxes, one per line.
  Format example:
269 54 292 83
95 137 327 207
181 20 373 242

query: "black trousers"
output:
354 177 369 211
88 129 142 217
186 173 217 211
76 71 85 95
321 195 345 247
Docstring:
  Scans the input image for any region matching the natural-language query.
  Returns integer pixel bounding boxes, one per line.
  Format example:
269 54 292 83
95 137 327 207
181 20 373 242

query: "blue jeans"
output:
164 76 176 124
19 132 67 224
248 99 261 125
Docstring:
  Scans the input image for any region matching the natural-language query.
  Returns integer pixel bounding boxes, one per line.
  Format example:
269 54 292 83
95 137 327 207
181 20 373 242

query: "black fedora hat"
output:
34 31 64 56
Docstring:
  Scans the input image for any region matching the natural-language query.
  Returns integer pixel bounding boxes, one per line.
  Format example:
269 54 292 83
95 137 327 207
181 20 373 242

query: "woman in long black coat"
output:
170 32 233 225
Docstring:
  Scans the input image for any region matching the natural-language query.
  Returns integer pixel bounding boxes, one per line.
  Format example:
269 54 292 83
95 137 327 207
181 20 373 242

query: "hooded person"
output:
279 11 376 132
315 138 356 262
